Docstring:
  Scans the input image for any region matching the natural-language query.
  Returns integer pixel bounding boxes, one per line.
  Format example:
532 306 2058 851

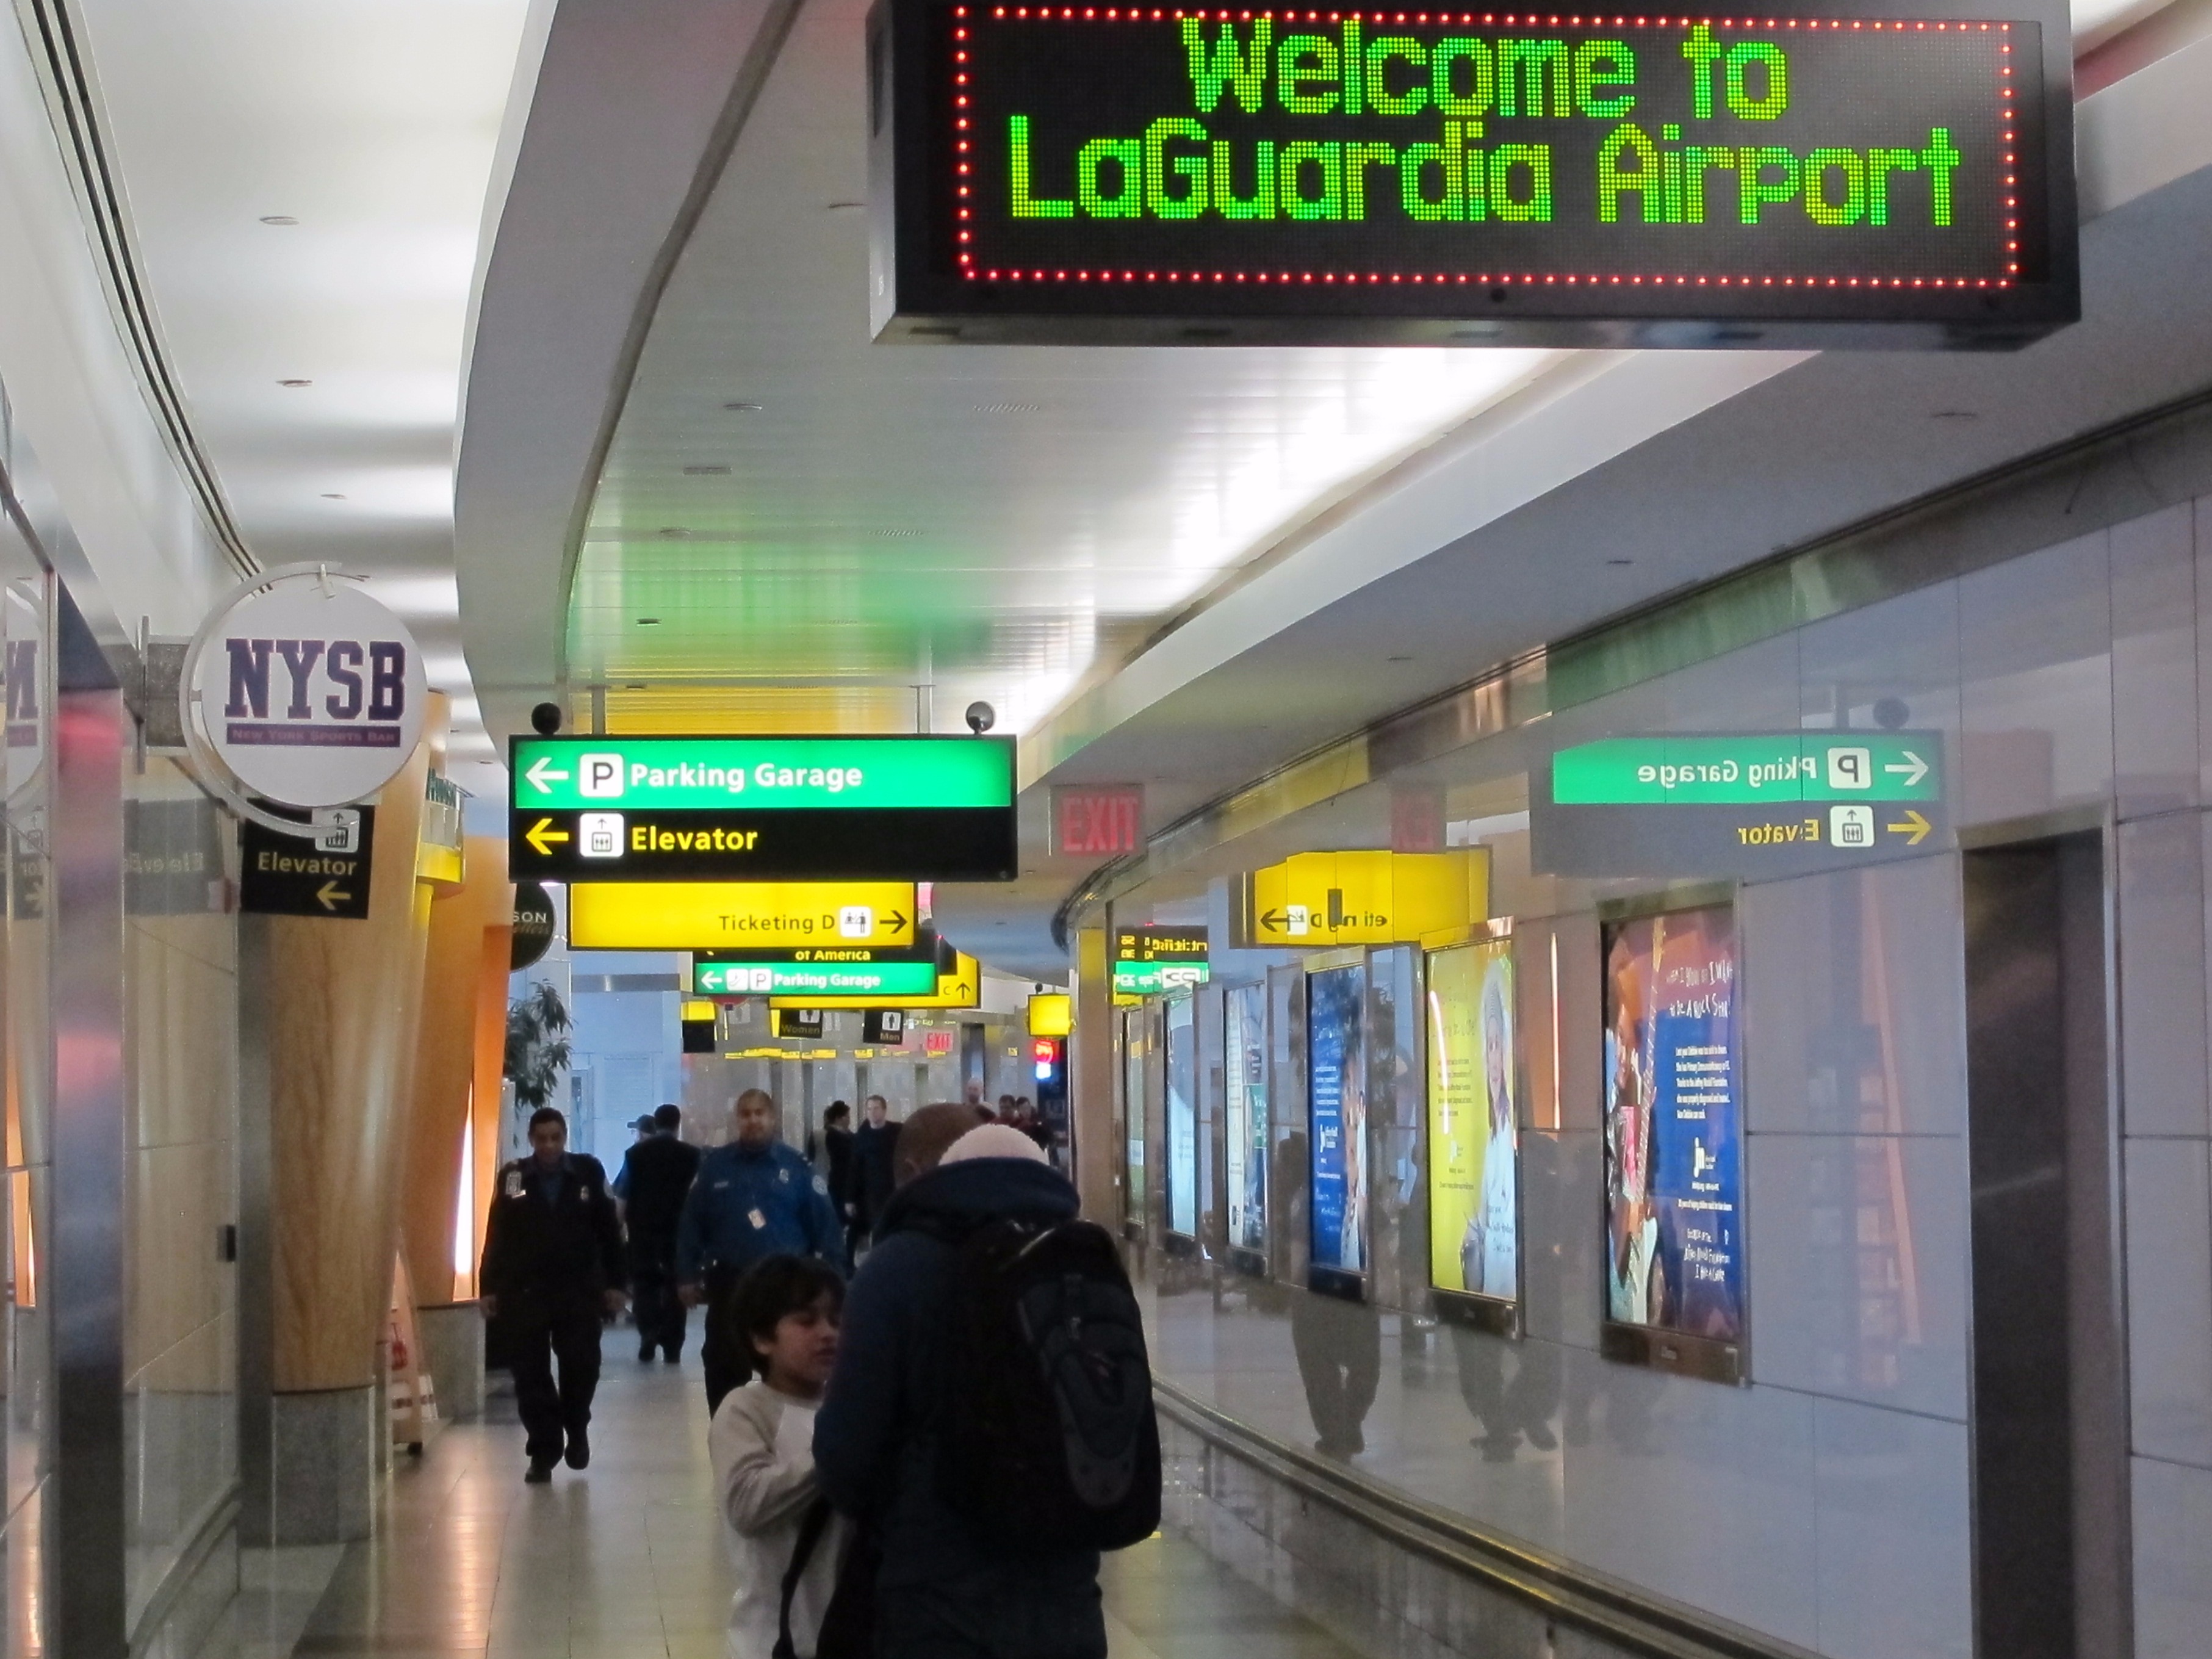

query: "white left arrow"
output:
526 755 571 793
1883 751 1929 787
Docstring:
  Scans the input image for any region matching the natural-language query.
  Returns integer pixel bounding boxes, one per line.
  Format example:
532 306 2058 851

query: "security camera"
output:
530 702 564 736
964 701 996 735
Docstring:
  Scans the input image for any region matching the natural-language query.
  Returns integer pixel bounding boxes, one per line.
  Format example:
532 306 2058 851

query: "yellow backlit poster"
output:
1427 938 1518 1302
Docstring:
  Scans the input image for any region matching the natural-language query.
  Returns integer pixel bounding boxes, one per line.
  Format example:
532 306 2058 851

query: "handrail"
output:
1151 1378 1823 1659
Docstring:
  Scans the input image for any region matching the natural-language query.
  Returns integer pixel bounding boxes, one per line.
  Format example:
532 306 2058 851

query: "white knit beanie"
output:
939 1124 1049 1165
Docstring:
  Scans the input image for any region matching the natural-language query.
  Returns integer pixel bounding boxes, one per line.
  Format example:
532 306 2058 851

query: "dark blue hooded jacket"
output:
814 1156 1106 1658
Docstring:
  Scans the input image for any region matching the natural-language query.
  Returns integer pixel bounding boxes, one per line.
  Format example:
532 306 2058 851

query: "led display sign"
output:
868 0 2075 345
508 735 1017 882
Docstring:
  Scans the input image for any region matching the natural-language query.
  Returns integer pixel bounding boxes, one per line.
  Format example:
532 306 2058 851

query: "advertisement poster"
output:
1165 994 1197 1237
1306 964 1367 1275
1223 984 1268 1254
1602 904 1744 1343
1122 1010 1147 1226
1426 939 1518 1301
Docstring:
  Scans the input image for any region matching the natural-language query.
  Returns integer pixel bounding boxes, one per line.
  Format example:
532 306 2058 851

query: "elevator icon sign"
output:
1830 805 1875 848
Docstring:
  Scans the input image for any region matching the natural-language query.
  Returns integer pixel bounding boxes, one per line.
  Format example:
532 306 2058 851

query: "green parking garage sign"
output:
693 959 946 997
1551 733 1939 804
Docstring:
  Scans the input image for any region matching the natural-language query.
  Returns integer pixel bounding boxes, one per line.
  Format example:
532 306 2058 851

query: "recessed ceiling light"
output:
259 215 298 225
656 527 690 538
625 682 647 689
278 378 312 387
1606 558 1634 566
722 401 764 412
826 201 865 212
1386 653 1414 663
320 492 346 500
682 464 730 475
1930 409 1981 423
973 401 1042 415
637 617 661 625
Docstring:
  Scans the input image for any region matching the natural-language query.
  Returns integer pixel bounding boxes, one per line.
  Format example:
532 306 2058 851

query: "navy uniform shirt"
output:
479 1152 626 1301
675 1138 846 1282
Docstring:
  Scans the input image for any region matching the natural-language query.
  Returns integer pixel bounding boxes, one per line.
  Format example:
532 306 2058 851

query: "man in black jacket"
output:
848 1094 902 1252
481 1107 627 1483
613 1103 701 1363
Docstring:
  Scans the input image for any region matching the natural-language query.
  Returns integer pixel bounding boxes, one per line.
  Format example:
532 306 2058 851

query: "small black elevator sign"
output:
866 0 2076 345
240 807 375 920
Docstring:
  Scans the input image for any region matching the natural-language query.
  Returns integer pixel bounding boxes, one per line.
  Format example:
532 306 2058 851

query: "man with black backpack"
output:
814 1116 1160 1659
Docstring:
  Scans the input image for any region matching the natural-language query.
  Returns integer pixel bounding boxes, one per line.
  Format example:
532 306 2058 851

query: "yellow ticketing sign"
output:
771 953 981 1010
1237 849 1489 948
567 882 917 951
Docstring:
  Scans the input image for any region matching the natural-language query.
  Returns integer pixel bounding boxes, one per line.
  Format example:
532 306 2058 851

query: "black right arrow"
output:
884 910 909 930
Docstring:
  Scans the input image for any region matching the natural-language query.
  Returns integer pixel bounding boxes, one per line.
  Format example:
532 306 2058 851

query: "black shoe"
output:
524 1460 555 1484
564 1428 589 1470
638 1347 656 1362
661 1350 681 1364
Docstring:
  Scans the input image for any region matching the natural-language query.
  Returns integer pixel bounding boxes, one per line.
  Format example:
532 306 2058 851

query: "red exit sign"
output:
1054 784 1143 857
923 1029 956 1057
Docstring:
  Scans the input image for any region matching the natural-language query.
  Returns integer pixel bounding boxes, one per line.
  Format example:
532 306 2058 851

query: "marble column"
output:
259 715 437 1543
397 835 511 1421
1071 923 1118 1225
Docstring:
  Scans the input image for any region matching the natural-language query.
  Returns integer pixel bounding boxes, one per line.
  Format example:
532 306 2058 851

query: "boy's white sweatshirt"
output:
708 1380 849 1659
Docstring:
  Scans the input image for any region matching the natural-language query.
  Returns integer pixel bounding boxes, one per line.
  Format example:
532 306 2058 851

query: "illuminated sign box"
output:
509 735 1017 882
568 882 919 951
866 0 2075 347
696 959 946 997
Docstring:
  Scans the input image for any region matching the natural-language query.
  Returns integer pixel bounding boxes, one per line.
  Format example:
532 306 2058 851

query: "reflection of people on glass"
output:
1282 1131 1382 1456
1473 959 1517 1299
1605 926 1663 1327
1339 1060 1366 1272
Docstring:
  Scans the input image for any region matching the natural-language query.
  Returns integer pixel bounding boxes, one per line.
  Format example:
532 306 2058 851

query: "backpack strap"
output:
772 1497 835 1659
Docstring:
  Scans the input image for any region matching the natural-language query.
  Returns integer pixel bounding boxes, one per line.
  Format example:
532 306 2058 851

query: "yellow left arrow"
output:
526 818 571 857
315 880 351 912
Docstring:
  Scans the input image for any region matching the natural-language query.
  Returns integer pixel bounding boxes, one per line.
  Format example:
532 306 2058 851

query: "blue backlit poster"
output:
1306 963 1367 1276
1165 993 1197 1237
1603 904 1744 1344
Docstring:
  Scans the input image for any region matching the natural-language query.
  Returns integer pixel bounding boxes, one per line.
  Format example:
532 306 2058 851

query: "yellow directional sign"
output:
1237 849 1489 949
524 818 569 858
567 882 918 951
1886 808 1933 846
770 953 981 1010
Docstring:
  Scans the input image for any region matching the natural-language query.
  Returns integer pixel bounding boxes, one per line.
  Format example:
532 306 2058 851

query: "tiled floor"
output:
263 1326 1362 1659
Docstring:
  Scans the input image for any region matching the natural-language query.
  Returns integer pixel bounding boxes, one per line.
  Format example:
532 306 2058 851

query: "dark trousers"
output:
874 1583 1106 1659
1289 1292 1382 1453
507 1289 603 1464
629 1231 684 1358
702 1264 746 1417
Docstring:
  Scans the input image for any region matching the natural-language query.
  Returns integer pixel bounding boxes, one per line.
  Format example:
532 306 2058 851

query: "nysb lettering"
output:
224 637 408 722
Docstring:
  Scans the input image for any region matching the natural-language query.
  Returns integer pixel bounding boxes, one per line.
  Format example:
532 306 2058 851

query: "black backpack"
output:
928 1214 1161 1552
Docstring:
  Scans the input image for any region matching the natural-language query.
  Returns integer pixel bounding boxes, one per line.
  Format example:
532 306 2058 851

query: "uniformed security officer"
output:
676 1088 845 1414
480 1107 628 1483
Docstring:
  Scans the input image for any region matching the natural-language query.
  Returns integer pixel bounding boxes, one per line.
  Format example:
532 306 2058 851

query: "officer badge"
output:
503 1168 524 1200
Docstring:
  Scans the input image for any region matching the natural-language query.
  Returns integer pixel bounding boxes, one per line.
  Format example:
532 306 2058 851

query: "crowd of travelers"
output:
477 1085 1159 1659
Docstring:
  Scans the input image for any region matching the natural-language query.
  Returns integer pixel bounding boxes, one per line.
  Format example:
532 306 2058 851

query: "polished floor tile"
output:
265 1327 1361 1659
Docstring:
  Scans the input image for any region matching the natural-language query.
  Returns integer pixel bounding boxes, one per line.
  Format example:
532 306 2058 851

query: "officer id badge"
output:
503 1168 524 1200
747 1207 767 1230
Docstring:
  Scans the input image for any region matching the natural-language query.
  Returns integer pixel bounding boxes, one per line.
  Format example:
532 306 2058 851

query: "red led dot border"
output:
947 7 2020 293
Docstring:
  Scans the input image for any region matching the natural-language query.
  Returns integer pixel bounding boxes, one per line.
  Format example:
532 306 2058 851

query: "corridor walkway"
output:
262 1330 1362 1659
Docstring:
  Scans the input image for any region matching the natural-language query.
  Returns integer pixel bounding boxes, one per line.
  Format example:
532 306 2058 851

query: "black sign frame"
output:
867 0 2076 347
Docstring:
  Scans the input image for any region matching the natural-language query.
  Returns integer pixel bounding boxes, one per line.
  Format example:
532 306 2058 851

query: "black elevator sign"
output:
868 0 2075 346
240 807 375 920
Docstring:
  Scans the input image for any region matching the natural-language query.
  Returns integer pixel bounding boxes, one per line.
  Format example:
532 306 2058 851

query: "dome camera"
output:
964 701 996 735
530 702 564 736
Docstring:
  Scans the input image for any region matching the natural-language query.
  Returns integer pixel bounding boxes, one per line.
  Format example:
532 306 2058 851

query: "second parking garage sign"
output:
507 735 1018 882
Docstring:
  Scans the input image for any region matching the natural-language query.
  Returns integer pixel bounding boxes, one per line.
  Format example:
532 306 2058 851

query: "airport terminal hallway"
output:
225 1331 1359 1659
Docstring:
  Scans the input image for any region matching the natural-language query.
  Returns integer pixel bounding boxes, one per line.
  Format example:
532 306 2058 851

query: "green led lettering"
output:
1682 23 1724 119
1572 40 1636 117
1144 117 1209 218
1211 139 1277 217
1596 123 1660 223
1866 146 1920 226
1802 147 1864 225
1738 145 1798 223
1490 143 1552 220
1463 120 1488 219
1399 121 1464 220
1007 115 1074 218
1662 145 1684 222
1181 18 1274 114
1280 139 1342 218
1078 137 1143 217
1340 18 1364 115
1277 35 1340 113
1923 127 1960 225
1685 145 1735 222
1365 37 1428 115
1497 38 1569 117
1344 140 1396 218
1430 38 1493 118
1724 41 1789 118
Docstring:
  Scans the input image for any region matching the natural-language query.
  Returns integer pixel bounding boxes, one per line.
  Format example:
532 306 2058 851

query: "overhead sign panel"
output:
1237 849 1488 948
240 807 375 920
1113 926 1211 995
694 958 946 997
868 0 2075 347
508 735 1017 882
567 882 918 951
1533 730 1946 876
771 953 982 1009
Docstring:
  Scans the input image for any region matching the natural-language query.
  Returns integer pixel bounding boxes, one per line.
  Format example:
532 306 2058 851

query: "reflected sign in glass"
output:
1426 938 1518 1303
1165 994 1199 1236
508 735 1016 882
1223 982 1269 1258
870 0 2074 345
1122 1011 1148 1225
1306 963 1367 1276
693 959 945 997
1602 904 1744 1353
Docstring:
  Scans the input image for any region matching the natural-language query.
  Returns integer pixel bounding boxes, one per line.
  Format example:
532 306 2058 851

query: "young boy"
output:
708 1256 847 1659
